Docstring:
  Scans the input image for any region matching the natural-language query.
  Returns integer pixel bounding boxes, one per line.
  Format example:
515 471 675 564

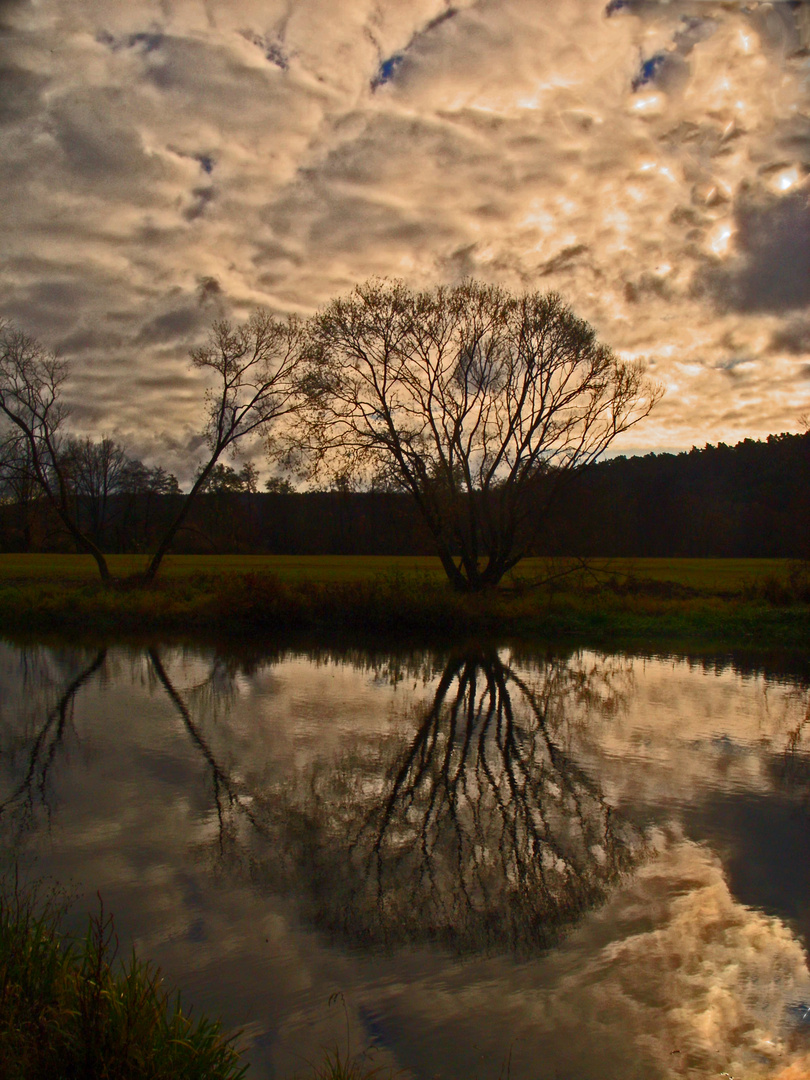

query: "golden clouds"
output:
0 0 808 461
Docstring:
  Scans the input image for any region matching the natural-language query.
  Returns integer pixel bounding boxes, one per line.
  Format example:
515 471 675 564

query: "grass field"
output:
0 554 806 646
0 553 796 593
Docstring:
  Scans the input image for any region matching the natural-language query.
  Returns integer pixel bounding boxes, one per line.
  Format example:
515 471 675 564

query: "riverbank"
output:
0 880 247 1080
1 879 387 1080
0 555 808 648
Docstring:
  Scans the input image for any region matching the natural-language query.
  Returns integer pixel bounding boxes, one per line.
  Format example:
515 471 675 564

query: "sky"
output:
2 0 810 477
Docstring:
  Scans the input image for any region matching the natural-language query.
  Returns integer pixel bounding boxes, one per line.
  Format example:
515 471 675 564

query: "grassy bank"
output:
0 880 246 1080
1 879 391 1080
0 554 808 647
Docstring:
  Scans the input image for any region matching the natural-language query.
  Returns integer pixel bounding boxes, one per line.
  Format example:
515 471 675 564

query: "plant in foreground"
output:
297 994 398 1080
0 877 247 1080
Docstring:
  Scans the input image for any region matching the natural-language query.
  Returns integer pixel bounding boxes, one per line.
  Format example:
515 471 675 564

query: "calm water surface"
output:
2 639 810 1080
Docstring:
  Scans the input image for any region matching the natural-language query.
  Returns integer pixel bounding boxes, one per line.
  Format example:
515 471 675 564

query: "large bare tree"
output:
304 279 663 590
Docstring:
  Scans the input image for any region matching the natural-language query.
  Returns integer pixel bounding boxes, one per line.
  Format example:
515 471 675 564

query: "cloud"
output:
0 0 29 29
701 188 810 314
771 314 810 356
0 63 47 124
134 302 207 345
542 840 810 1077
1 0 810 463
371 2 461 89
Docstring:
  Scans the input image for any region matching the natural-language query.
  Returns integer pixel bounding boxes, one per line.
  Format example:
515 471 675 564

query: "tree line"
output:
3 432 806 560
1 279 661 589
547 431 810 559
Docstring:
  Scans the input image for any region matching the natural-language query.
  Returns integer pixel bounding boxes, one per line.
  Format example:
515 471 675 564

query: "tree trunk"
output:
141 454 220 584
53 502 111 583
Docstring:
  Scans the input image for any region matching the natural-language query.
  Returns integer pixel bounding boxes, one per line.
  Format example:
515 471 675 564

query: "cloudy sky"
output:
2 0 810 473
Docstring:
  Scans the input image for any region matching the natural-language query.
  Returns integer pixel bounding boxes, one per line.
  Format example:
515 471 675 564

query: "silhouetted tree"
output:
0 322 112 581
142 311 303 583
195 461 258 494
264 475 294 494
61 436 131 547
303 280 661 591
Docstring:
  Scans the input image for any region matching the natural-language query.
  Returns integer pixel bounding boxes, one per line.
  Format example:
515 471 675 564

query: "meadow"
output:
0 553 807 647
0 552 797 592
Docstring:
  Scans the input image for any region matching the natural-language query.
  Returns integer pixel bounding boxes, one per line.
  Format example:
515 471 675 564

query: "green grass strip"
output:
0 565 808 647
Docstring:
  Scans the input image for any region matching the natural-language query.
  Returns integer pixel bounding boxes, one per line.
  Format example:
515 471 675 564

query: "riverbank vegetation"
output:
0 554 807 647
0 879 247 1080
1 878 395 1080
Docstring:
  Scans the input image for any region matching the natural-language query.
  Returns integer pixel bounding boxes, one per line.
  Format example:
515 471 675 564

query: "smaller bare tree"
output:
141 310 303 583
0 322 112 582
62 436 131 547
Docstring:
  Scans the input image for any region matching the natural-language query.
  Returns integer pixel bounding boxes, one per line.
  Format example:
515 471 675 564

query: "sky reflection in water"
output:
1 640 810 1080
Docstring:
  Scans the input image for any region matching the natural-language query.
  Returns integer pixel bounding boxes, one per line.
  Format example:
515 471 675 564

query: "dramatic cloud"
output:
1 0 809 476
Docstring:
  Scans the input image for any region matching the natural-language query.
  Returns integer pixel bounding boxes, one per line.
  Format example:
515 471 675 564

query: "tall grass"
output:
0 876 247 1080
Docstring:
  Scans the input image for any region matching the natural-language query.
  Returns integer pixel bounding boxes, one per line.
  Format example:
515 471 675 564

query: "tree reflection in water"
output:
0 643 646 954
147 648 265 852
0 649 107 839
275 648 646 954
772 688 810 812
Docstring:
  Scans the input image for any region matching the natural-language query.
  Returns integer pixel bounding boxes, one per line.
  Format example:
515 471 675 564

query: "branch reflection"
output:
147 647 265 851
771 687 810 813
279 648 645 954
0 649 107 836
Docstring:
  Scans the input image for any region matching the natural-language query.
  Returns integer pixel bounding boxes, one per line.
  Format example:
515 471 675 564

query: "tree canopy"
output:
304 279 662 590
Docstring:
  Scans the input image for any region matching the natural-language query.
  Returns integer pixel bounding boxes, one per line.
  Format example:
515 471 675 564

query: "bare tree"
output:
304 280 663 590
61 436 131 547
0 322 112 582
2 313 302 583
141 310 302 583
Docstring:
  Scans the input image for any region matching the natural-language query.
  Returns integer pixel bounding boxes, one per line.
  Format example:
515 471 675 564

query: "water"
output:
1 638 810 1079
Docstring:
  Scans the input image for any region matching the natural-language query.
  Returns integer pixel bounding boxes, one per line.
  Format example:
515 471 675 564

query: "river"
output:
1 638 809 1079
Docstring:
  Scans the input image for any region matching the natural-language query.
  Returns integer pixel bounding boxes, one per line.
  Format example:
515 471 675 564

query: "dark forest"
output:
2 432 807 560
